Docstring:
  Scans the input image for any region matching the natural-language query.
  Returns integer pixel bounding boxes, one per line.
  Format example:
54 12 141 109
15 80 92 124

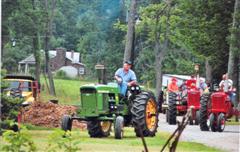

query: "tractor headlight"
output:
131 86 135 90
136 86 139 90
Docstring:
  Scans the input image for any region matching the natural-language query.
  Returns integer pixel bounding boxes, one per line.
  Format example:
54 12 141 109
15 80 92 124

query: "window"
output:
79 67 85 75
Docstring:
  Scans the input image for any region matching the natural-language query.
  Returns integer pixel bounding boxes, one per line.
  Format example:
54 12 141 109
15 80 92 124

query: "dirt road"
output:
158 114 240 152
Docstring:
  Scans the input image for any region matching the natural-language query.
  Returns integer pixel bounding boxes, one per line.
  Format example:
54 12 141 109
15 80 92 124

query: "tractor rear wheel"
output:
217 113 225 132
61 115 72 131
87 120 112 138
131 91 158 137
195 110 200 125
199 93 209 131
189 116 194 125
114 116 124 139
168 92 177 125
166 109 169 123
209 113 217 132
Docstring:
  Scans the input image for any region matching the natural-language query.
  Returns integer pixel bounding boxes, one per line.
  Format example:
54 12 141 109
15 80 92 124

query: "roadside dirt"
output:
21 101 86 129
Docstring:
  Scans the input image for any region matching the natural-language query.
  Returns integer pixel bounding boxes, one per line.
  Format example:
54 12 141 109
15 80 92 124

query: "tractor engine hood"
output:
80 83 119 94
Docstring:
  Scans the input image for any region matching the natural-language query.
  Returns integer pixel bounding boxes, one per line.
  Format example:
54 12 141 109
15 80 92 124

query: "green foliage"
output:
46 129 80 152
1 129 37 152
1 69 23 131
176 0 235 78
1 95 23 121
1 69 8 90
55 70 68 79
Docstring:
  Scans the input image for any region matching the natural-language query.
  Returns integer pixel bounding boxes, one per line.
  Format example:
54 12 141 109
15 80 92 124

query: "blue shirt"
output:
115 68 137 83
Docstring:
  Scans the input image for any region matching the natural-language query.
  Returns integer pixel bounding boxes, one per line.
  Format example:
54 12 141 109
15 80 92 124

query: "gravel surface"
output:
158 114 240 152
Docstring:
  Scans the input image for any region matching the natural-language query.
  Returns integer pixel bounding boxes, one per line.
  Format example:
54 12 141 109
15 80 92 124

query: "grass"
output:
40 78 95 105
0 127 222 152
226 117 240 125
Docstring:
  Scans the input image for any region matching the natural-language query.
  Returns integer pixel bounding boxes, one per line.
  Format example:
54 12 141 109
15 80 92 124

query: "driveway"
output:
158 114 240 152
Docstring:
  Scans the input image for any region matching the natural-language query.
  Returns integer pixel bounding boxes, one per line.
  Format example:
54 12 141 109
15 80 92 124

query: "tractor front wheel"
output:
87 120 112 138
199 94 209 131
217 113 225 132
114 116 124 139
131 91 158 137
61 115 72 131
209 113 217 132
168 92 177 125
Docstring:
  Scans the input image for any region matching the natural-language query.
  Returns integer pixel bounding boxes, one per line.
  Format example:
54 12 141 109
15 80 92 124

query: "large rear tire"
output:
131 91 158 137
217 113 225 132
61 115 72 131
168 92 177 125
199 93 209 131
166 109 169 123
87 120 112 138
195 110 200 125
114 116 124 139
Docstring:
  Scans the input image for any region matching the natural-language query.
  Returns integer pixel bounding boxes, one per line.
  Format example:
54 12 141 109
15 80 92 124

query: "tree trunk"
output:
155 3 171 100
228 0 240 80
228 0 240 121
205 58 212 83
123 0 137 63
44 0 56 96
32 33 41 83
32 0 40 83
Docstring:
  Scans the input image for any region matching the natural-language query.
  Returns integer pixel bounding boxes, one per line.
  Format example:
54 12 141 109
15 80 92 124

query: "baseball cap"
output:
125 60 132 65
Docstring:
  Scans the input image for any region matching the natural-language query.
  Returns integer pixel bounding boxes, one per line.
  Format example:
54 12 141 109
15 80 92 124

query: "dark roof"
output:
3 75 36 81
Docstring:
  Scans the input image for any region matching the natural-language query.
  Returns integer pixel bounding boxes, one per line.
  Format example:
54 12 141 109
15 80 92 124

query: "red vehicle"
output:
167 87 201 125
199 91 239 132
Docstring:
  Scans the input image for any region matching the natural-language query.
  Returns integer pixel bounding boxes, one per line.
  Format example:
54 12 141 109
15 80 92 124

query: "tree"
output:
123 0 137 63
228 0 240 106
31 0 41 83
44 0 57 96
137 0 182 99
177 0 235 81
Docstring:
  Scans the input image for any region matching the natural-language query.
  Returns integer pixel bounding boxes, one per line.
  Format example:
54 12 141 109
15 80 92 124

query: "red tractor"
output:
199 91 239 132
167 87 201 125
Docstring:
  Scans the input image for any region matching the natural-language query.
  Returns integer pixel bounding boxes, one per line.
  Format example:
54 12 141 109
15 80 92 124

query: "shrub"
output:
46 129 81 152
1 129 37 152
0 69 23 133
55 70 69 79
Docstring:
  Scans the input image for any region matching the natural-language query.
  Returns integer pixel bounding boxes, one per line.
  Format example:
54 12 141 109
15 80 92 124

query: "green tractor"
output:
61 65 159 139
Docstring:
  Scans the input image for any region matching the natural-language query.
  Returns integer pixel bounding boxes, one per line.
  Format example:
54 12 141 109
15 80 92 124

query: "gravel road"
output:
158 114 240 152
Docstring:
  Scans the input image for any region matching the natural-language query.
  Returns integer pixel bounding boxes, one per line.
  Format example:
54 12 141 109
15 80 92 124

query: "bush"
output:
46 129 81 152
1 129 37 152
1 69 23 132
55 70 70 79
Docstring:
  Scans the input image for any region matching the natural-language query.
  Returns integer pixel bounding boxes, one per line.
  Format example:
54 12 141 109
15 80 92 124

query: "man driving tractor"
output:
114 61 137 95
167 77 179 92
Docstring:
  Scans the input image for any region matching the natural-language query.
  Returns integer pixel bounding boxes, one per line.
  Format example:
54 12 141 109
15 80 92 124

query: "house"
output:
18 54 36 74
49 47 85 77
18 47 85 77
